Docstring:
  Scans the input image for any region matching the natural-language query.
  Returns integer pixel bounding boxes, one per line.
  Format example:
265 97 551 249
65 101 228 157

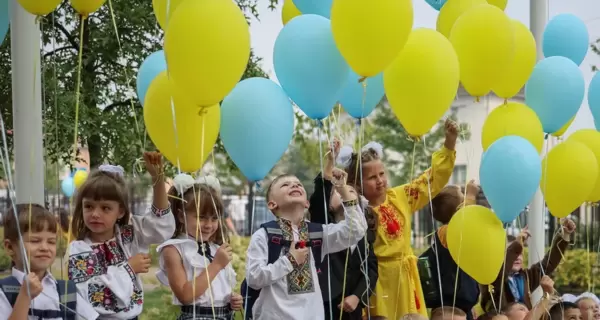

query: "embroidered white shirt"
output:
245 205 367 320
68 205 175 319
0 268 98 320
156 237 236 307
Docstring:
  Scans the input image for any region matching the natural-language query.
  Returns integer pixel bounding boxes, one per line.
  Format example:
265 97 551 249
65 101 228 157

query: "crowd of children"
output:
0 121 595 320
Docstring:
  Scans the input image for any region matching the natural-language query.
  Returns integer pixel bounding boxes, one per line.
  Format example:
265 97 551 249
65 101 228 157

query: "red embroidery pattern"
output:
378 204 403 239
403 168 434 206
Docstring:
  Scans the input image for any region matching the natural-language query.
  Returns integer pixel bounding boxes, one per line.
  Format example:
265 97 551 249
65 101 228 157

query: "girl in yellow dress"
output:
341 119 458 319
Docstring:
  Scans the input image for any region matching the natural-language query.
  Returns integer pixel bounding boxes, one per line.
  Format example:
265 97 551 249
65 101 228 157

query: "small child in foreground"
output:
0 204 98 320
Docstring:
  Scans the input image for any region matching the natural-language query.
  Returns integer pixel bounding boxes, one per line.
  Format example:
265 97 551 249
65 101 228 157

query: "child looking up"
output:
245 171 367 320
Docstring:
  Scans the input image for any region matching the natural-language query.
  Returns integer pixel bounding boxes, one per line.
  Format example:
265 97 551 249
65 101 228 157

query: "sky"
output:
248 0 600 136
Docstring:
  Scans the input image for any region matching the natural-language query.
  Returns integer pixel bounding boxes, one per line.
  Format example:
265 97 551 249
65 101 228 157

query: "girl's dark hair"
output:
168 183 225 244
549 302 579 320
431 185 462 224
477 311 503 320
345 148 381 189
71 169 130 240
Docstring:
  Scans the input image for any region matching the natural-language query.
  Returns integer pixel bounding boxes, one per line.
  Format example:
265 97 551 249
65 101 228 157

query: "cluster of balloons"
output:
61 168 88 197
441 3 593 285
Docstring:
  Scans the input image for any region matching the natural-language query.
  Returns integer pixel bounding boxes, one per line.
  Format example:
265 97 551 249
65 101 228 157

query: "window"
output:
451 165 467 185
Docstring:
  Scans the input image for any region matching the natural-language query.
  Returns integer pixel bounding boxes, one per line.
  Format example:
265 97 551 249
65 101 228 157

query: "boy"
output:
421 180 481 320
549 302 582 320
431 307 468 320
481 218 575 312
0 203 98 320
245 172 367 320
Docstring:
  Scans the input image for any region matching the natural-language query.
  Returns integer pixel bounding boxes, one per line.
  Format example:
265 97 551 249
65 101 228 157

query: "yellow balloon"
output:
330 0 413 77
482 102 544 153
17 0 62 16
152 0 185 29
487 0 508 10
436 0 486 38
144 72 220 172
447 205 506 285
449 4 514 97
541 140 598 218
568 129 600 202
282 0 301 25
73 170 89 188
492 20 536 99
552 117 574 137
70 0 106 16
384 28 460 137
164 0 250 107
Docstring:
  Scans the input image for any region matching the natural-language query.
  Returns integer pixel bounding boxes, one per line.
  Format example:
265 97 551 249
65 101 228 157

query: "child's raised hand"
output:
230 293 243 311
288 241 309 265
128 253 151 274
331 168 348 187
466 180 480 198
20 273 42 300
540 275 554 294
213 244 233 269
517 227 531 244
143 151 164 181
444 119 459 150
562 218 576 234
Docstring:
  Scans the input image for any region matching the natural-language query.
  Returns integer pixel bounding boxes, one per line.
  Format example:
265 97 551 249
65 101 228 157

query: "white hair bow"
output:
99 164 125 177
172 173 221 195
336 141 384 167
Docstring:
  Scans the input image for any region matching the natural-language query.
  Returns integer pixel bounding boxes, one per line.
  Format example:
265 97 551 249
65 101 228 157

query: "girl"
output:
339 119 458 319
156 174 242 320
309 140 378 320
67 152 175 319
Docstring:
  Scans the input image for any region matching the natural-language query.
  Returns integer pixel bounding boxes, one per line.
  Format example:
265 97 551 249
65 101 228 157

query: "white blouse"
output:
155 236 236 307
245 204 368 320
67 205 175 319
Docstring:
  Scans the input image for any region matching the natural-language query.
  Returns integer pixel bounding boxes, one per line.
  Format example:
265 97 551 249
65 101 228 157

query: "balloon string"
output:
107 0 144 148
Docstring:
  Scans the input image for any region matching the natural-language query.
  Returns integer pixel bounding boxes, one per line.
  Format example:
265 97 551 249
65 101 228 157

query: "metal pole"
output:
10 0 44 205
527 0 548 266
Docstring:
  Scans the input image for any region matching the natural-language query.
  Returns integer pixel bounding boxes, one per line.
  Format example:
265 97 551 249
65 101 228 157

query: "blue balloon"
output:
588 72 600 122
525 56 585 134
294 0 332 18
543 14 589 66
339 71 384 119
221 78 294 182
274 14 350 120
61 178 75 197
0 0 8 45
480 136 542 223
425 0 447 11
136 51 167 106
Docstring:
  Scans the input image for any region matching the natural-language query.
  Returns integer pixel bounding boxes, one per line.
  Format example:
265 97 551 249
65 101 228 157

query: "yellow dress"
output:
369 146 456 319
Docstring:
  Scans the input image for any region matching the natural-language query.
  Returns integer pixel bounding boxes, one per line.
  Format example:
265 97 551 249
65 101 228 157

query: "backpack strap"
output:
0 276 21 307
261 221 290 265
56 280 78 320
307 223 324 273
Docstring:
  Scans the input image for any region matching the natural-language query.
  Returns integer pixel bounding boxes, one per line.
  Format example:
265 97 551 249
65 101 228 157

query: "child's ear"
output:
3 239 15 258
304 200 309 209
267 201 278 211
118 208 125 220
176 210 186 224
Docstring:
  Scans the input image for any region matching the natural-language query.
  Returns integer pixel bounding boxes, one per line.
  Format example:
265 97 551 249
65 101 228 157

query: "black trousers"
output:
324 297 363 320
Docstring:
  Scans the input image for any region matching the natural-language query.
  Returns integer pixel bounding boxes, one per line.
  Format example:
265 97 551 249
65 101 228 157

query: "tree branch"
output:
51 16 79 50
43 46 76 58
102 99 137 113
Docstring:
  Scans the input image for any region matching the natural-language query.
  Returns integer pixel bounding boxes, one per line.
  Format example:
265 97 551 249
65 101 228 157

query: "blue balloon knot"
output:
316 119 324 128
255 182 262 192
544 133 549 140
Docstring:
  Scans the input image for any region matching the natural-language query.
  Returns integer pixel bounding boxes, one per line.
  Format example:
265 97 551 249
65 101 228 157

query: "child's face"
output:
268 176 308 211
512 254 524 272
441 314 466 320
82 198 124 240
578 298 600 320
5 228 57 273
565 308 584 320
181 210 220 242
361 159 387 202
506 303 529 320
493 315 509 320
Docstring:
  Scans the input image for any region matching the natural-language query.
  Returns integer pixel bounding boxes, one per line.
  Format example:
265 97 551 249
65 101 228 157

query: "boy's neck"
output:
277 207 305 225
89 229 116 243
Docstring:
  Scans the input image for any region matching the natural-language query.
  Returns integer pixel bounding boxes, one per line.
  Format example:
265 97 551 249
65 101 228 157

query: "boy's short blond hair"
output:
400 313 428 320
3 203 57 242
431 307 467 319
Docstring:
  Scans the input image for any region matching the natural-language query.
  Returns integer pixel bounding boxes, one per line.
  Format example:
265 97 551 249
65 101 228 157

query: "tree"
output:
0 0 273 172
